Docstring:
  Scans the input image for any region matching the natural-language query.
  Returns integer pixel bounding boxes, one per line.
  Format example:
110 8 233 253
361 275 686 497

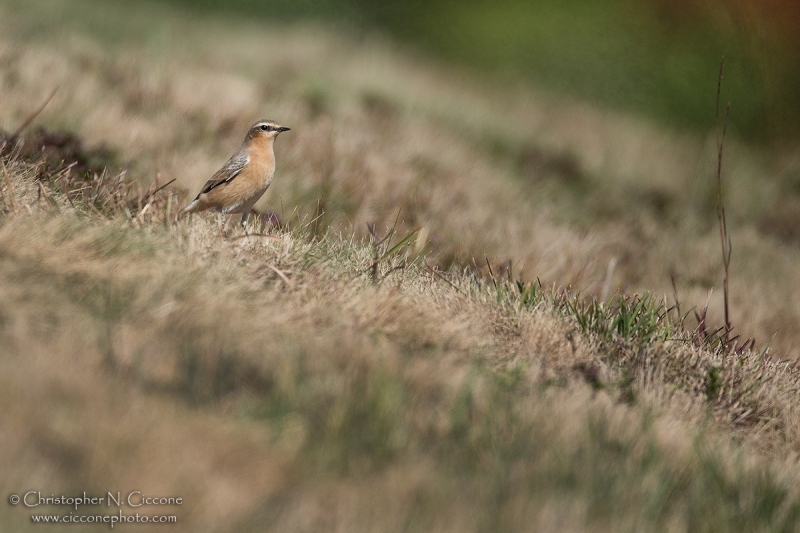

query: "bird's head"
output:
247 119 290 142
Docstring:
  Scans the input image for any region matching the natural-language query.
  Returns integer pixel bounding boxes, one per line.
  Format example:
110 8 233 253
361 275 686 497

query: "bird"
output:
180 118 290 236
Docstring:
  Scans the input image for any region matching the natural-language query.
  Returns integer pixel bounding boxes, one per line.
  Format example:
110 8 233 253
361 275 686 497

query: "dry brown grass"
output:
3 0 800 530
2 155 800 531
2 0 798 361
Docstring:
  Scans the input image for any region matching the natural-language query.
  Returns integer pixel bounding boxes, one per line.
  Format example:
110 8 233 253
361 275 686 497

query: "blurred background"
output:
160 0 800 143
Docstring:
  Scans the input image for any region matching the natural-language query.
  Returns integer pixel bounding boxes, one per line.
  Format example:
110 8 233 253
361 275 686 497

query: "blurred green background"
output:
147 0 800 143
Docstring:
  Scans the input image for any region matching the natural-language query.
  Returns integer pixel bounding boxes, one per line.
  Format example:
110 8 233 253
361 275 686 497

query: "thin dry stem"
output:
715 57 733 336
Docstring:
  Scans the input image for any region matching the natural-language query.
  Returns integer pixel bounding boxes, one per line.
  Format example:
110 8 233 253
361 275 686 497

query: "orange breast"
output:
195 140 276 213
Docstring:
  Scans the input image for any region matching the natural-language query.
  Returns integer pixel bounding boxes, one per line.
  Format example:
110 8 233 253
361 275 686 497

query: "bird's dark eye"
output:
260 124 270 131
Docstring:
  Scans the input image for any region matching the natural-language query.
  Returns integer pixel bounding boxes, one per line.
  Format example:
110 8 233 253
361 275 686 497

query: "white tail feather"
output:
179 199 200 217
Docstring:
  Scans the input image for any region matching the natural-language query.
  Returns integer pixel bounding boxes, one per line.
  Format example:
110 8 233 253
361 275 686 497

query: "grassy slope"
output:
3 0 800 359
2 0 800 531
3 157 800 533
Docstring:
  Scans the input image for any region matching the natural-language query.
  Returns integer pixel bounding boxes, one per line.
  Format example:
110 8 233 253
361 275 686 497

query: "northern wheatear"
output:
180 119 290 235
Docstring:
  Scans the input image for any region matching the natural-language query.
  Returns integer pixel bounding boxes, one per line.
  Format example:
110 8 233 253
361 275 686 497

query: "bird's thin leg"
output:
218 211 228 239
241 212 250 238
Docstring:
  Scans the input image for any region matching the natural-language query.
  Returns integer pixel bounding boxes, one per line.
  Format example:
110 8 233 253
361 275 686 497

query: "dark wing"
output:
194 150 249 198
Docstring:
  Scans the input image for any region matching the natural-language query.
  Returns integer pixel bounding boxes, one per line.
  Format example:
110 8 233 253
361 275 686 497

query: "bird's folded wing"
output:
196 151 249 197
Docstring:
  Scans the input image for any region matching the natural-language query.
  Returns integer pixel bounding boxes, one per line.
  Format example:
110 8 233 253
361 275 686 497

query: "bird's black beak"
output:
277 127 291 133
